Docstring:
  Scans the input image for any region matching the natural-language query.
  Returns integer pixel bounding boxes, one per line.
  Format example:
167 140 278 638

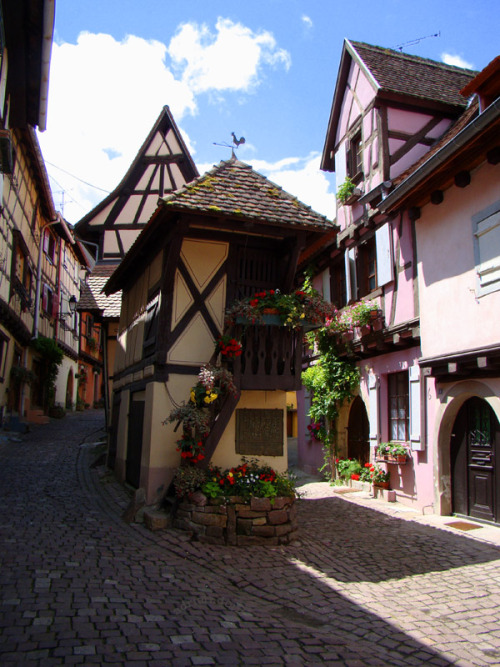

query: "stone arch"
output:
347 395 370 464
66 369 74 409
434 380 500 516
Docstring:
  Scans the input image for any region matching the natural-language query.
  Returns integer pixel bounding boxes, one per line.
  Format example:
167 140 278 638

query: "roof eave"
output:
321 39 380 172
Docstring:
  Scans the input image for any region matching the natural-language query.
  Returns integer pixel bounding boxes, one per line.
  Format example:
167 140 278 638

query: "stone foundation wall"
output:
174 493 297 546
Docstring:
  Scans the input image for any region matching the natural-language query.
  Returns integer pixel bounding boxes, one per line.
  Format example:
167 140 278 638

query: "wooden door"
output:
347 396 370 464
451 397 500 523
126 392 145 489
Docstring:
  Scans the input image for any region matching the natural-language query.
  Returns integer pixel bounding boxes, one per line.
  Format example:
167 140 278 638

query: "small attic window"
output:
347 130 363 183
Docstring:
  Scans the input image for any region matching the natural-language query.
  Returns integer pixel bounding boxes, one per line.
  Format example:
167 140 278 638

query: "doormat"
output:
333 488 360 494
445 521 482 531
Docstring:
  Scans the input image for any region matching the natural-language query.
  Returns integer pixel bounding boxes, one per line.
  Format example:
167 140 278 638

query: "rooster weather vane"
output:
214 132 246 158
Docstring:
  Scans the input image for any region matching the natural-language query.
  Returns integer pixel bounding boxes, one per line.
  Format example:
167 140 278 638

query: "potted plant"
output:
224 289 336 329
369 464 390 489
377 442 408 464
215 334 243 360
335 457 363 482
336 176 362 205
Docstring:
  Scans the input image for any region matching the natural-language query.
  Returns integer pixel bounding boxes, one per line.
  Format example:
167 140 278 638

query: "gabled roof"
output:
74 106 199 260
350 41 477 108
161 157 333 230
105 158 334 295
321 39 476 171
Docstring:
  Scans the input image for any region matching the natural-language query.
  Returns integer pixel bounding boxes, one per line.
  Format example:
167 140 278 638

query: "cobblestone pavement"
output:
1 411 500 666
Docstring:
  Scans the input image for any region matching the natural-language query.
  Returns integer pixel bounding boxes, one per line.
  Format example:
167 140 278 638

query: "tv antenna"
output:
396 31 440 52
213 132 246 157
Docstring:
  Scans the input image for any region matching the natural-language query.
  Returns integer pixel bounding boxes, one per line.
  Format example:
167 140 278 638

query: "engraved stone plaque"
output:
236 409 284 456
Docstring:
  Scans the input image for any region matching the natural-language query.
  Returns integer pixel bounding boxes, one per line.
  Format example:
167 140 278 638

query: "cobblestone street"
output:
1 410 500 666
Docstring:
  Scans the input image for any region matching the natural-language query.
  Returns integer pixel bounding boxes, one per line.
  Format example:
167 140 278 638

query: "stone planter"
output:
174 494 297 546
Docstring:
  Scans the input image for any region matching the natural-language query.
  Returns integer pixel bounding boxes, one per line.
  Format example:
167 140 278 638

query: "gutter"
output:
380 95 500 213
38 0 55 132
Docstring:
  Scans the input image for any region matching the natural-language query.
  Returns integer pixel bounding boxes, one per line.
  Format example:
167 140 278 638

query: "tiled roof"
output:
79 263 122 318
161 158 333 230
350 41 477 108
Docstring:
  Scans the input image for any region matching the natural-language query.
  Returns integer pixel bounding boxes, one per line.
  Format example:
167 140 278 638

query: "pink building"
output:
379 57 500 523
299 41 488 518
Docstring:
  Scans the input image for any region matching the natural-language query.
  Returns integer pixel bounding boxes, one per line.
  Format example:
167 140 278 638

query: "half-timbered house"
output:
378 57 500 523
0 0 65 426
306 40 476 509
74 107 199 417
104 157 333 503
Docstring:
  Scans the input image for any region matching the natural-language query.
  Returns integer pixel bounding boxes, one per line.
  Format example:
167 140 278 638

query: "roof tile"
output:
351 41 477 108
161 158 333 229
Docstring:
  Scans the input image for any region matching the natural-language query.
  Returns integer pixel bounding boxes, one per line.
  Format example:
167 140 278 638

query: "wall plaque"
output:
236 409 284 456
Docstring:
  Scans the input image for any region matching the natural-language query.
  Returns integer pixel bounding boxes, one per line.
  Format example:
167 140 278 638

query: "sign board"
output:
236 409 284 456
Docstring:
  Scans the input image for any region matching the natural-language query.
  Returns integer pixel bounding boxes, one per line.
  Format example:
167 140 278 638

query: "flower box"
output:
387 454 408 464
373 481 390 489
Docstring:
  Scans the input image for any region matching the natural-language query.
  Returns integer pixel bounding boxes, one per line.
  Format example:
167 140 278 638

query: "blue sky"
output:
38 0 499 224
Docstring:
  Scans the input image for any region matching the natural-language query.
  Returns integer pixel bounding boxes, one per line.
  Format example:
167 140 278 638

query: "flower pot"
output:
387 455 407 464
373 481 389 489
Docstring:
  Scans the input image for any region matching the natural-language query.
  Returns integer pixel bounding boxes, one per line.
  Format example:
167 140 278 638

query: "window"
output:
347 129 363 181
143 291 160 356
43 229 56 263
473 200 500 296
388 371 409 441
330 259 347 309
42 284 55 317
358 236 377 297
10 232 32 309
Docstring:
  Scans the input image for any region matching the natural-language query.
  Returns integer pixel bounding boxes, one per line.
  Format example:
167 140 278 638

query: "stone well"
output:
174 492 297 546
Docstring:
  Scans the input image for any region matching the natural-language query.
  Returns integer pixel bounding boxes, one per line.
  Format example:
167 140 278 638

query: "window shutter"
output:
375 223 394 286
409 365 423 450
43 230 49 255
335 141 347 189
42 284 48 312
52 292 60 318
369 373 379 443
321 268 331 302
345 248 357 302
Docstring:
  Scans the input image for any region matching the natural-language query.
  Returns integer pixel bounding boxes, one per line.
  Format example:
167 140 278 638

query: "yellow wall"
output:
211 390 288 472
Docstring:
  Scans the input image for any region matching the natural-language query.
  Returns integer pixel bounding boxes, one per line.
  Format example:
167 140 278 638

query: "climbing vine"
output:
301 268 361 479
30 336 63 409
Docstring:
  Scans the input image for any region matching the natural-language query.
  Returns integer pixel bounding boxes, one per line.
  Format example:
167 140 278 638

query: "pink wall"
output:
358 348 435 510
416 162 500 359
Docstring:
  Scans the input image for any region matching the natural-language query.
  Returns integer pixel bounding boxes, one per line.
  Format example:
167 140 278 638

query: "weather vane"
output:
213 132 246 157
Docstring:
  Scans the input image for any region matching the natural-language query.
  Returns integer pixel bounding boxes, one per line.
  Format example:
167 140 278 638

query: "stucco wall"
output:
416 162 500 359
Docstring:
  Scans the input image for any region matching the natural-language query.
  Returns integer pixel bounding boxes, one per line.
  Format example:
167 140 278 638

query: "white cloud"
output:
168 18 291 93
441 52 474 70
301 15 313 30
250 153 336 219
38 21 291 224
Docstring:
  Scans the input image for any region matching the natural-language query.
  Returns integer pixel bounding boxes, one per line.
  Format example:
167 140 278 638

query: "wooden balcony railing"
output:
230 323 303 391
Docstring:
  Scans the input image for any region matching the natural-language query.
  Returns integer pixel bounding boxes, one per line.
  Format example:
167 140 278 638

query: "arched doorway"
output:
451 397 500 523
66 370 74 409
347 396 370 464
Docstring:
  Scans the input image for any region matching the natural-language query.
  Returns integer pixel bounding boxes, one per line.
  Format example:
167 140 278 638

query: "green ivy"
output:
30 337 63 409
302 336 359 480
